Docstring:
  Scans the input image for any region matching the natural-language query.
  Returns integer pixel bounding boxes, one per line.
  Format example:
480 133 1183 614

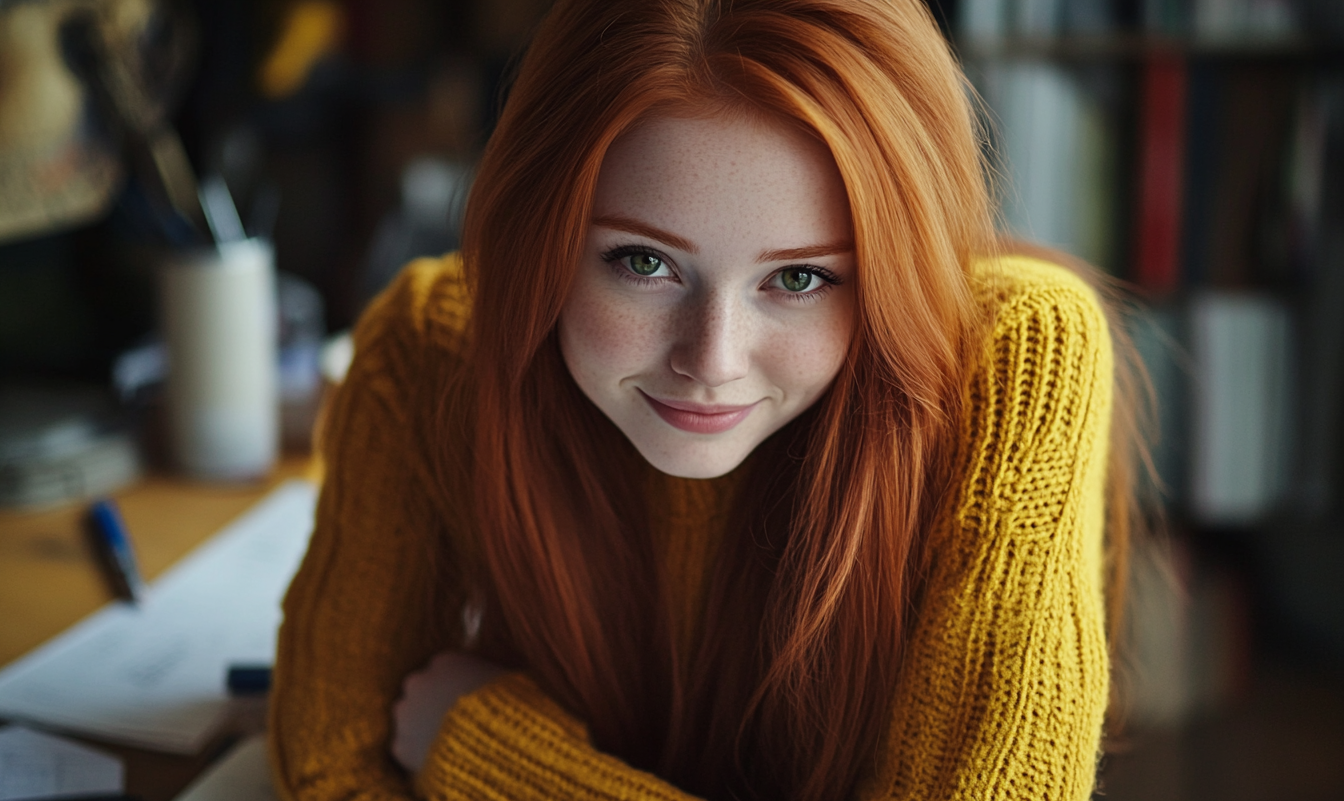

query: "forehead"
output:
592 114 852 249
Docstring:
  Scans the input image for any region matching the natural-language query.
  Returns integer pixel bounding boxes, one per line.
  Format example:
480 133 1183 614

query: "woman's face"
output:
558 113 856 479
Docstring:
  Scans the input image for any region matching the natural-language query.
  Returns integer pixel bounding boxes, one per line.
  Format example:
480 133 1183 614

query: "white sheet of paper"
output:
0 481 316 754
173 734 276 801
0 724 124 800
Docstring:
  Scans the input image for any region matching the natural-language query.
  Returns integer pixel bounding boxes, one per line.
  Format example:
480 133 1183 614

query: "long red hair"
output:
451 1 998 799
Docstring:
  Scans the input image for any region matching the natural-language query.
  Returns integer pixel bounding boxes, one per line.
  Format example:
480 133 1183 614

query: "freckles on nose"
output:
672 294 752 384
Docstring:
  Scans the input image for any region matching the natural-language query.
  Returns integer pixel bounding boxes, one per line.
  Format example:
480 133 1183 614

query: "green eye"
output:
629 254 663 276
781 268 814 292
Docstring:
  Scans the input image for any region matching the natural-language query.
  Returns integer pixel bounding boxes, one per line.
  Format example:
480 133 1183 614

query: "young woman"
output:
270 1 1136 799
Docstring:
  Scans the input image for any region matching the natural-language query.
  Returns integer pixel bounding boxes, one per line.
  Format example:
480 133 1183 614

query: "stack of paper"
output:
0 481 317 754
0 725 123 800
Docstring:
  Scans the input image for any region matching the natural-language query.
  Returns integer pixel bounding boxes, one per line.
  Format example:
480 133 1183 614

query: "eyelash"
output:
599 245 844 302
781 266 842 304
601 245 670 288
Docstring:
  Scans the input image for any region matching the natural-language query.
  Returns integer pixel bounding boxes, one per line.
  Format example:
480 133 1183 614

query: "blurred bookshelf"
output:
963 33 1344 60
948 0 1344 798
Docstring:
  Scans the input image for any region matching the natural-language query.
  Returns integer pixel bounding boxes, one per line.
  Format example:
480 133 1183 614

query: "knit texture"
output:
270 252 1114 801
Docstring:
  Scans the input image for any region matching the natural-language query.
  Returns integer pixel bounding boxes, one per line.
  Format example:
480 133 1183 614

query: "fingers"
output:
391 651 511 773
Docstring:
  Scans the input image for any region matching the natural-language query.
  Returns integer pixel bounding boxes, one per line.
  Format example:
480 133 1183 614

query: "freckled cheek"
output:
763 310 854 399
559 287 671 384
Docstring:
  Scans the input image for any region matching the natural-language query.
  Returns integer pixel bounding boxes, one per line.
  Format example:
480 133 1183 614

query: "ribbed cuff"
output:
415 673 696 801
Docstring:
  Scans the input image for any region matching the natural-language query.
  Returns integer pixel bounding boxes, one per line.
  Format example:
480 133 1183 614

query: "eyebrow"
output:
757 243 854 262
592 215 697 254
592 213 854 263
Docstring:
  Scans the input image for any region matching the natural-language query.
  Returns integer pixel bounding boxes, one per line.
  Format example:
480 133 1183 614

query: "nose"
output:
669 290 751 388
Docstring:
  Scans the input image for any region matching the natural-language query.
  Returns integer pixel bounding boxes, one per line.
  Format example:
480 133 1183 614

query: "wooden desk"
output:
0 455 319 801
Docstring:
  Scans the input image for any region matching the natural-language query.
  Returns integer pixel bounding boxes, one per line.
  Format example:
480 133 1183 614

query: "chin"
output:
633 438 755 480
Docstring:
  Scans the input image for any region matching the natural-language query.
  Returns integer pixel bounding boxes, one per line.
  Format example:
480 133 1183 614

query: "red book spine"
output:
1133 55 1189 294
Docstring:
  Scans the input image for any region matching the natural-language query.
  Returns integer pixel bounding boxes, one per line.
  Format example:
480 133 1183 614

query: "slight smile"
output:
638 390 761 435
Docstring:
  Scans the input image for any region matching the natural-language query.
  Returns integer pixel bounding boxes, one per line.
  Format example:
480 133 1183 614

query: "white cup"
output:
160 238 278 480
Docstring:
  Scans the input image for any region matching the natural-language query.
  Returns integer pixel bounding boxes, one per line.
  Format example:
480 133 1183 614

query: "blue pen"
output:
87 498 145 604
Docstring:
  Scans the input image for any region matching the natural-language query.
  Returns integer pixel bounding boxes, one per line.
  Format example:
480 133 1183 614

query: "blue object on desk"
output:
87 498 145 604
226 664 271 695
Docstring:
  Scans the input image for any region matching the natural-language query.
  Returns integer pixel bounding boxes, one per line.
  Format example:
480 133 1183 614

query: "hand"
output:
391 651 510 773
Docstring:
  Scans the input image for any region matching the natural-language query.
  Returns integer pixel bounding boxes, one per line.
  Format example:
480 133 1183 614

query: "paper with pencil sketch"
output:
0 480 316 754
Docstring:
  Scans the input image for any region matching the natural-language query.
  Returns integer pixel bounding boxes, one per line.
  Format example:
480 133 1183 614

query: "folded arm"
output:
270 258 472 801
414 673 699 801
857 260 1115 801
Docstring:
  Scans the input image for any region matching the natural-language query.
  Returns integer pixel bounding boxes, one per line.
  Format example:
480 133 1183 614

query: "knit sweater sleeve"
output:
414 673 699 801
268 253 699 801
855 256 1115 801
269 255 474 801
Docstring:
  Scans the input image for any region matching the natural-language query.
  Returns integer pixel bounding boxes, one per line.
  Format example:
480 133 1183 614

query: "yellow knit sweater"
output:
270 253 1114 801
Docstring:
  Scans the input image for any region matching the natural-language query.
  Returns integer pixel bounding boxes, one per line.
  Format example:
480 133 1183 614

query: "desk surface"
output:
0 455 319 801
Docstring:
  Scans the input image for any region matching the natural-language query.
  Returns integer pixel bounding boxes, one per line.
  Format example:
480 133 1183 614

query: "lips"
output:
639 390 759 435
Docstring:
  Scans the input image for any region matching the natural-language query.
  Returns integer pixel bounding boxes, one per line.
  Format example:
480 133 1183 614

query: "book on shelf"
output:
1202 67 1297 288
980 60 1120 272
1129 303 1187 508
955 0 1313 45
1191 0 1297 43
960 0 1009 43
1130 296 1301 530
956 0 1117 42
1139 0 1300 40
1148 61 1296 293
1143 0 1191 36
1133 54 1188 294
1188 292 1294 525
1013 0 1064 37
1286 78 1344 520
1180 62 1220 287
